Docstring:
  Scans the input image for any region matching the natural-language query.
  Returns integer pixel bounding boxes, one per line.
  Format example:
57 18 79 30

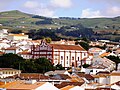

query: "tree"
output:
106 55 120 70
55 64 64 70
75 41 89 50
0 53 24 69
82 64 90 68
34 57 55 73
0 54 56 73
45 37 52 43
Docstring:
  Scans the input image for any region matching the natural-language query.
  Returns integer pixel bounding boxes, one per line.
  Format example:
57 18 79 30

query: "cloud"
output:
50 0 72 8
81 6 120 18
23 0 73 17
23 0 56 17
106 6 120 16
35 8 55 17
81 9 103 18
24 1 39 9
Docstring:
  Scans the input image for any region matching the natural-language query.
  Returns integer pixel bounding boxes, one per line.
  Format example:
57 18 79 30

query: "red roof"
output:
0 68 18 71
50 44 86 51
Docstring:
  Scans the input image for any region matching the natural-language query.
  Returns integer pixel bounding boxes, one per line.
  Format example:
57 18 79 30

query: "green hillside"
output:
0 10 120 41
0 10 120 31
0 10 60 30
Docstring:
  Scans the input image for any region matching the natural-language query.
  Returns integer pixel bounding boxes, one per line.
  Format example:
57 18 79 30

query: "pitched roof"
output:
2 47 17 50
60 85 75 90
53 74 71 80
55 82 84 89
0 80 45 89
110 71 120 76
14 73 57 80
0 68 19 71
77 73 94 80
8 33 27 36
18 51 31 55
50 44 86 51
100 52 111 57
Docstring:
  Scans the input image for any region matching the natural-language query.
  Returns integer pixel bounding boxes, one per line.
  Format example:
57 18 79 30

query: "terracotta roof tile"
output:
60 85 75 90
14 73 57 80
0 68 18 71
0 80 45 89
50 44 86 51
2 47 17 50
77 73 94 80
9 33 27 36
18 51 31 55
55 82 84 89
100 52 110 57
55 74 71 80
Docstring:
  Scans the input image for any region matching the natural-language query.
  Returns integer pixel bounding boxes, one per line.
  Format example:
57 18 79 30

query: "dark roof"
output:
96 88 114 90
115 81 120 86
55 82 84 89
96 71 110 75
77 73 94 80
7 73 57 80
58 74 71 80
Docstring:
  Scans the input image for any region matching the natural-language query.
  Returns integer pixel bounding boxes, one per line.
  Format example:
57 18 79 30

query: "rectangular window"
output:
78 57 79 61
67 56 68 60
66 61 68 64
84 53 86 56
61 56 63 60
72 56 74 60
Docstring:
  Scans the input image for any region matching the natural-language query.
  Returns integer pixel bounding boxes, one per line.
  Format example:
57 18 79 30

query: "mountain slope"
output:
0 10 120 31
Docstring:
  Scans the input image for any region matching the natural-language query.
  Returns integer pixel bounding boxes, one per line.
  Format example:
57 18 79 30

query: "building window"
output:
67 56 68 60
66 61 68 64
72 56 74 60
61 56 63 60
84 53 86 56
78 57 79 61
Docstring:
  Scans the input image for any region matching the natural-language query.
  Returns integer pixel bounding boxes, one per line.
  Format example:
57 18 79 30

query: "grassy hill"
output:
0 10 120 41
0 10 60 30
0 10 120 31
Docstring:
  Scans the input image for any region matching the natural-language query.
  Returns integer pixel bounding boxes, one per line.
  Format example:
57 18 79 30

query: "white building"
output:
85 65 107 75
0 29 8 39
31 40 89 67
109 71 120 84
7 33 29 40
0 68 21 78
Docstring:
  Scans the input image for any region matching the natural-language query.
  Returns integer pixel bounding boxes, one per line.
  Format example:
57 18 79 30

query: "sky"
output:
0 0 120 18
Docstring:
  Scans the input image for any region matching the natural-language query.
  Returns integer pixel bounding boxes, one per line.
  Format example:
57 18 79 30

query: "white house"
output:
109 71 120 84
7 33 29 40
85 64 107 75
88 47 106 57
0 68 21 78
92 56 116 72
0 29 8 39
